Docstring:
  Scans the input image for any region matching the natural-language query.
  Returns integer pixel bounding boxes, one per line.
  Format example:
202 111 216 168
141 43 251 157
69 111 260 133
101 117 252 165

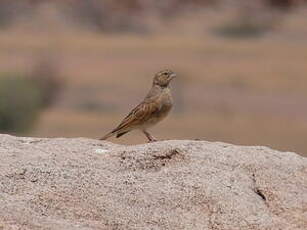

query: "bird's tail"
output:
100 129 130 140
99 131 116 140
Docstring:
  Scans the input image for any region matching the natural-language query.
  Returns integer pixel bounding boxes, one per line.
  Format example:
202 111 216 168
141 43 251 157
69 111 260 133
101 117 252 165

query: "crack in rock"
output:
252 173 267 203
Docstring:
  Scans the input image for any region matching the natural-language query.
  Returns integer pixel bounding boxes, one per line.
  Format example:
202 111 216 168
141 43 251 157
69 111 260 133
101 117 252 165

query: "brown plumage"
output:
100 69 176 142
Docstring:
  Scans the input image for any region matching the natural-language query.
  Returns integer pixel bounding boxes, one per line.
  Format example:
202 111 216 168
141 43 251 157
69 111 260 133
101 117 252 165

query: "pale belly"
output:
142 100 173 129
137 87 173 130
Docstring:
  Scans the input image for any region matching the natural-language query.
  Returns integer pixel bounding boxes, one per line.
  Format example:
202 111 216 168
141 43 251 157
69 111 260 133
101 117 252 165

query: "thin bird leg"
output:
142 130 157 142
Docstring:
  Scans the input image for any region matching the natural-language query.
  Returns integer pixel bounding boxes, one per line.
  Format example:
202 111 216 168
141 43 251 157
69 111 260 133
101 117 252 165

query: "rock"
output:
0 134 306 230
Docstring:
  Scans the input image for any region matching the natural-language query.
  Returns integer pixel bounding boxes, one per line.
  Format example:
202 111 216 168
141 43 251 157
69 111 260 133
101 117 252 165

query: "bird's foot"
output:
143 130 158 143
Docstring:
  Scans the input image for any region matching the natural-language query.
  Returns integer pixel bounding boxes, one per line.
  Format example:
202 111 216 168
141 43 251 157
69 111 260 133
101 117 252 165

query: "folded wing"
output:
100 100 159 140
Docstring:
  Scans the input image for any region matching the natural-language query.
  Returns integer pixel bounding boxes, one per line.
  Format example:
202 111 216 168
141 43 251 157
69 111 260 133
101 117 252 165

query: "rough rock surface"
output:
0 134 307 230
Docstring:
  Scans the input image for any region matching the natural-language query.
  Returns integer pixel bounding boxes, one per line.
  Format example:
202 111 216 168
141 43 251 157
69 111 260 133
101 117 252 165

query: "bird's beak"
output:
169 73 177 80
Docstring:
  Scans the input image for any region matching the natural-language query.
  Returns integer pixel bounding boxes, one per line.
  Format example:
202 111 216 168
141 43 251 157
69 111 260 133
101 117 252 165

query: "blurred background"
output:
0 0 306 155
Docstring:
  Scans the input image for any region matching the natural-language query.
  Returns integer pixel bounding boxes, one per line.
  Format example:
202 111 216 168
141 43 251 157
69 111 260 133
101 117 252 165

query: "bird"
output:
100 69 176 142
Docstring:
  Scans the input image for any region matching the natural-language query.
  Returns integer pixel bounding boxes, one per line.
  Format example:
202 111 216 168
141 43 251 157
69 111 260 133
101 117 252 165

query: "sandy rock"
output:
0 134 306 230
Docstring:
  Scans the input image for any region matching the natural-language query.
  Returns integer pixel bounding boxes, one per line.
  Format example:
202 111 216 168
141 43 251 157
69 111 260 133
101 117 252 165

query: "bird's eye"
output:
163 72 168 75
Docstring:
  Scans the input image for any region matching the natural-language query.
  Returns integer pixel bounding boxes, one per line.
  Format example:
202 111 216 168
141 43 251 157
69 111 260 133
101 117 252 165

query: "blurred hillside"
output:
0 0 307 156
1 0 307 32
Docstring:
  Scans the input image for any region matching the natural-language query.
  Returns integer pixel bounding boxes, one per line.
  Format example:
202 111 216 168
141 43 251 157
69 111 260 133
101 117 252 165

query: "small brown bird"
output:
100 69 176 142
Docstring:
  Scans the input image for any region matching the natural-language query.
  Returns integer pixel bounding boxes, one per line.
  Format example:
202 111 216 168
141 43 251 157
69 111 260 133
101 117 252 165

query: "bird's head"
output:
153 69 176 87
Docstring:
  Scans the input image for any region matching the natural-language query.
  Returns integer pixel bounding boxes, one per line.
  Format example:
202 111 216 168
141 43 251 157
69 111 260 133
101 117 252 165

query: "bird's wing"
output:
112 100 160 133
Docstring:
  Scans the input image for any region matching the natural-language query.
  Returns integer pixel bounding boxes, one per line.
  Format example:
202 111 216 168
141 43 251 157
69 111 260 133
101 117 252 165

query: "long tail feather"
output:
99 131 115 140
116 131 129 138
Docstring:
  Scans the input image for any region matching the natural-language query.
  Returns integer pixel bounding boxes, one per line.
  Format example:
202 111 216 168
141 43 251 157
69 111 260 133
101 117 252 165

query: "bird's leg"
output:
143 130 157 142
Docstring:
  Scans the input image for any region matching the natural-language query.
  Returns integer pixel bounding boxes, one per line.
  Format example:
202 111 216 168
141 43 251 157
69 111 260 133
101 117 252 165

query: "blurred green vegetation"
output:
0 74 42 133
0 66 62 134
214 20 273 38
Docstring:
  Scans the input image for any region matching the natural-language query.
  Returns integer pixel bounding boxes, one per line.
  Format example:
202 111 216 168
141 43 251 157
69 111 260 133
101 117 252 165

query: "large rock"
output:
0 134 306 230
